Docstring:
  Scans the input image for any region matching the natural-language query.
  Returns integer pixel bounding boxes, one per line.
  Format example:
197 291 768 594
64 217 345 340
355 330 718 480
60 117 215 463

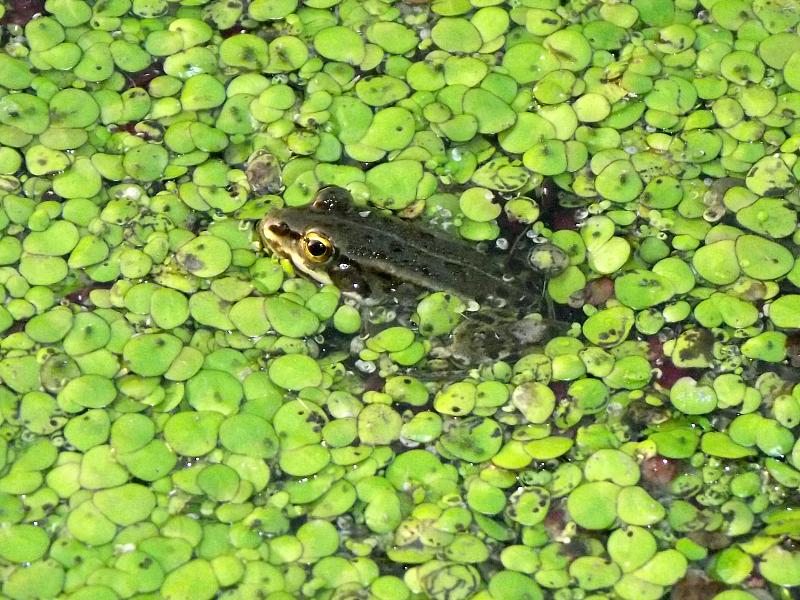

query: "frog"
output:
258 185 567 367
260 187 543 304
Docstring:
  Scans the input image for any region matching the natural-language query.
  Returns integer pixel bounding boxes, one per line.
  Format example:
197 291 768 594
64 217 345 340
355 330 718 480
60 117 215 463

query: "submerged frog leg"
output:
421 308 571 376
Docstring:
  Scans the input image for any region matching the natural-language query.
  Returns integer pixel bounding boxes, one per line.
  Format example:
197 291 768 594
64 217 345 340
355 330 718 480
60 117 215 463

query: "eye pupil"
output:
308 240 327 256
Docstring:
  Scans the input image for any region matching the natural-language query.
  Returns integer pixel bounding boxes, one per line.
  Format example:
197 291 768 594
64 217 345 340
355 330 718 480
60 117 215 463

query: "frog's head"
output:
258 186 353 285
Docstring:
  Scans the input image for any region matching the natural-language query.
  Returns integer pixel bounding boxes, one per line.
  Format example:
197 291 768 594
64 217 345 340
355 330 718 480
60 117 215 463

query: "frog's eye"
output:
303 231 334 263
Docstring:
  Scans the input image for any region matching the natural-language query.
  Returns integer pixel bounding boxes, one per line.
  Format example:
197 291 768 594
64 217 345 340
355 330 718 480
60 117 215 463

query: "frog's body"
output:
259 186 539 311
259 186 566 369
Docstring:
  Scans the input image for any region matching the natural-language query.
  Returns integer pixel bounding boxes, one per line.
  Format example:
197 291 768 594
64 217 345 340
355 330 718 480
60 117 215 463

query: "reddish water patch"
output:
1 0 45 25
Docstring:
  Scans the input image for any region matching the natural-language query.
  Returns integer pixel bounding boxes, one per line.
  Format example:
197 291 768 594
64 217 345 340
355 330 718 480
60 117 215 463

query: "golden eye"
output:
303 231 333 263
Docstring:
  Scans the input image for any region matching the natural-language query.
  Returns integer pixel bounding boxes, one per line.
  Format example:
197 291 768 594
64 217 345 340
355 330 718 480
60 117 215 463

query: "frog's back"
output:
334 211 537 307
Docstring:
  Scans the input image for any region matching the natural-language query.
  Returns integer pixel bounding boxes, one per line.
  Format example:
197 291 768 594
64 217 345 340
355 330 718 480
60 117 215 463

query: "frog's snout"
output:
258 215 294 256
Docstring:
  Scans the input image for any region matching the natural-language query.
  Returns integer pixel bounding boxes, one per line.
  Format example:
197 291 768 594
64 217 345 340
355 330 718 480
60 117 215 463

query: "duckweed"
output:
1 0 800 597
